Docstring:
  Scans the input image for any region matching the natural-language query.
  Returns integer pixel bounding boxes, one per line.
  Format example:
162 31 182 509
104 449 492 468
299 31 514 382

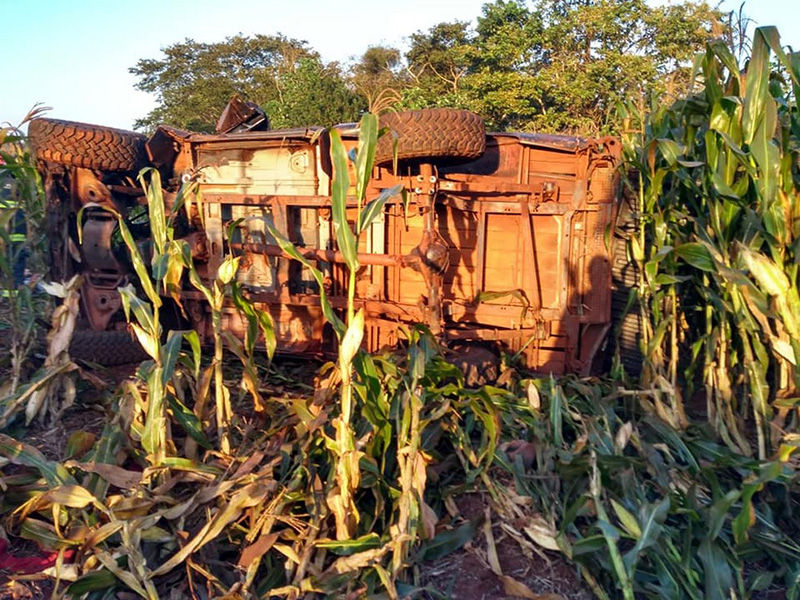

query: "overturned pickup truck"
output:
29 105 632 374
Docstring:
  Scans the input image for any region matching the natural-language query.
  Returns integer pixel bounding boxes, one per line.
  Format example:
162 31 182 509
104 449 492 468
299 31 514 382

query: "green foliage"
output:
400 0 722 133
0 106 55 420
403 21 476 109
619 26 800 458
487 377 800 599
262 57 366 129
131 2 721 135
264 114 401 547
351 46 405 111
0 323 498 598
130 35 363 132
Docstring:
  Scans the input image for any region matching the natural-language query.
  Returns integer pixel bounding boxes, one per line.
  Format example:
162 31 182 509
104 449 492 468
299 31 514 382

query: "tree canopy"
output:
402 0 722 132
131 1 724 134
130 34 364 132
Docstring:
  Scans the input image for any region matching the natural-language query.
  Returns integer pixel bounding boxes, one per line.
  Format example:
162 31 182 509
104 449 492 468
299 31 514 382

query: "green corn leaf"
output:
183 330 202 379
167 395 212 450
329 129 358 273
657 139 683 166
748 572 776 595
140 367 166 459
645 418 700 471
706 489 740 541
20 518 78 550
622 498 669 572
118 218 161 308
414 520 478 562
708 38 743 84
570 535 606 558
67 569 118 596
732 484 758 544
0 433 76 486
550 381 564 447
64 431 96 460
256 307 277 360
82 423 124 501
160 331 184 385
610 499 641 538
151 252 169 286
316 533 382 556
155 457 221 474
118 284 158 341
561 496 590 530
357 185 402 235
712 172 738 199
709 101 731 134
738 244 789 296
354 114 378 206
94 550 149 600
742 27 772 145
596 519 620 542
751 98 780 208
757 26 800 88
698 540 734 600
140 168 167 257
673 243 716 272
217 255 240 285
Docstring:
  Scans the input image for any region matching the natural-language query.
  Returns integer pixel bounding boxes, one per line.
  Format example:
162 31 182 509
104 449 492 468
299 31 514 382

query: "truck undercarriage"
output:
30 107 628 374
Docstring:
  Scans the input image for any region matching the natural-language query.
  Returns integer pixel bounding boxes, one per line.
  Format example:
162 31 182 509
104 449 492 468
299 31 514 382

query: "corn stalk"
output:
0 106 51 416
619 27 800 458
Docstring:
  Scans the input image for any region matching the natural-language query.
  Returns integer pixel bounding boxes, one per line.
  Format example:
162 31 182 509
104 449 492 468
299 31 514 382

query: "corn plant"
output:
476 376 800 600
618 27 800 458
267 114 401 543
79 169 271 465
0 107 68 426
0 108 48 386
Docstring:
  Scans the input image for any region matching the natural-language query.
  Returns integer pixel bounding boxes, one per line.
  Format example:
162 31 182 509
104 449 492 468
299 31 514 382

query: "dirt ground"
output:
417 493 589 600
1 360 589 600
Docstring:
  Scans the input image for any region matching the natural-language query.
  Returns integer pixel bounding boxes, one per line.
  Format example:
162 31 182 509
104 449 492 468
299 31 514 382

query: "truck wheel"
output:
70 329 148 366
374 109 486 167
28 118 147 173
608 197 644 376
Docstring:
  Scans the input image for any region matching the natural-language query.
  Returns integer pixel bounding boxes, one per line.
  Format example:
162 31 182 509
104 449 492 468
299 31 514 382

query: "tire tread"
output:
28 118 147 172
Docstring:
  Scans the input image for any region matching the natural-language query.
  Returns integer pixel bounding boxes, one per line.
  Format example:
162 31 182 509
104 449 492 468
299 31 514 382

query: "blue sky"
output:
2 0 798 131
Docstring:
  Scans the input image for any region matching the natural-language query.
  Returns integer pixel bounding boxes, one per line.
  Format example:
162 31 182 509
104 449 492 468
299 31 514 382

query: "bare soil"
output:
418 494 589 600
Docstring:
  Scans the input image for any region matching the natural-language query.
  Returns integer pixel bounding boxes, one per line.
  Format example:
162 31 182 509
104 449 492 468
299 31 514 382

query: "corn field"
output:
0 28 799 600
618 26 800 460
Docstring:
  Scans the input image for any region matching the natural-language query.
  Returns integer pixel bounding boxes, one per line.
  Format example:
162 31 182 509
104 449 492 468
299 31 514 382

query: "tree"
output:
264 58 365 129
404 22 475 108
131 34 363 132
350 46 405 111
132 4 723 135
403 0 722 133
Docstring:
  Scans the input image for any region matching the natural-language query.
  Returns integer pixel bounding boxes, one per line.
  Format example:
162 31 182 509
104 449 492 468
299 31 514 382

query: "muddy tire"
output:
28 118 147 172
70 329 148 366
608 197 644 376
374 109 486 167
